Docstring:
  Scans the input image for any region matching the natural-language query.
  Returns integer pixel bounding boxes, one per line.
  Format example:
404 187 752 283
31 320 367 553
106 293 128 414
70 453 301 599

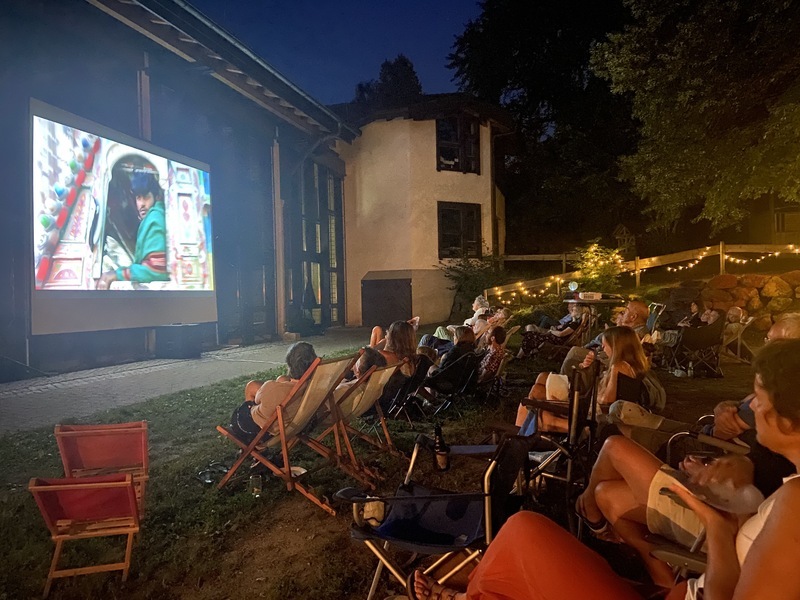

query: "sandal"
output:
406 570 461 600
575 497 621 543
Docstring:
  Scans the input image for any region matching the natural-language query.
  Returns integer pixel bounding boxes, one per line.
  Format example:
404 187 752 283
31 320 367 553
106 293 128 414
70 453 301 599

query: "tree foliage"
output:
448 0 641 250
592 0 800 232
353 54 423 108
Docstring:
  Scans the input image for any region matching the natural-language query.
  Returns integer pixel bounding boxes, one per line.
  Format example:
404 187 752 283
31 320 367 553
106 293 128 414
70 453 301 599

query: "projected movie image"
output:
32 117 213 291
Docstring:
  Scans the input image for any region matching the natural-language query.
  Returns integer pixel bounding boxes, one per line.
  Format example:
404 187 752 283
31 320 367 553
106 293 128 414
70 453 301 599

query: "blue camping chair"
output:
336 434 536 598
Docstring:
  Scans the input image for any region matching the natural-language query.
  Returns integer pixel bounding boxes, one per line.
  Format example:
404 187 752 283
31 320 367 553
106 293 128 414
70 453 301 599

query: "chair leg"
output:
122 532 135 582
44 539 63 598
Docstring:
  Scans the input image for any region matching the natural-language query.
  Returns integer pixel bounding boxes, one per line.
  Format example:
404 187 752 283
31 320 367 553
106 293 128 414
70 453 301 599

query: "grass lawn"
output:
0 328 760 599
0 345 515 600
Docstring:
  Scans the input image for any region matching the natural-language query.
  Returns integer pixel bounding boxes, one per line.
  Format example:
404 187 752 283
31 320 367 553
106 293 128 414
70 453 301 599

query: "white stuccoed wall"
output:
338 117 495 326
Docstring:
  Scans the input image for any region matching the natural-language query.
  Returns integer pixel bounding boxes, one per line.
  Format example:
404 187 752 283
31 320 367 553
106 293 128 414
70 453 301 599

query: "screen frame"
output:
29 98 218 336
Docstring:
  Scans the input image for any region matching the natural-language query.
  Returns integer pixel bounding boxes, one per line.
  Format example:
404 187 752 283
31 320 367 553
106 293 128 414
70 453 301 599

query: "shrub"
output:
438 256 507 319
574 240 624 292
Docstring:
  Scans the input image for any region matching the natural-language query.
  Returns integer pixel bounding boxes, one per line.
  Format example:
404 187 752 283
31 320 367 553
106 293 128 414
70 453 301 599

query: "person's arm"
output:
551 325 575 338
714 400 752 441
670 486 740 600
597 366 618 405
732 480 800 599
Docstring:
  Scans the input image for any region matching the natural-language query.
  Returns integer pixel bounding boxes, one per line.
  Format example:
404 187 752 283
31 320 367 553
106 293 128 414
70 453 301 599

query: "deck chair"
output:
722 316 756 363
29 473 140 598
54 421 149 517
501 325 521 350
336 434 536 599
216 354 357 515
667 316 726 377
307 364 402 482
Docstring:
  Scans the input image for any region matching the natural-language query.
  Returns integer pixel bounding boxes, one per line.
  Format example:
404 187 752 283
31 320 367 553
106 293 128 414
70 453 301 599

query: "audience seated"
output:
231 342 318 444
517 326 649 432
676 300 704 328
373 320 417 376
369 316 419 351
517 304 589 359
478 326 506 383
415 326 477 403
414 339 800 599
463 295 491 327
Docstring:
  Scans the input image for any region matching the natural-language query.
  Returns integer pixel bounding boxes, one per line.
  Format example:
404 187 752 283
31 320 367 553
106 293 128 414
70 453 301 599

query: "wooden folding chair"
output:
54 421 149 517
29 473 140 598
501 325 521 350
216 354 357 515
311 364 402 481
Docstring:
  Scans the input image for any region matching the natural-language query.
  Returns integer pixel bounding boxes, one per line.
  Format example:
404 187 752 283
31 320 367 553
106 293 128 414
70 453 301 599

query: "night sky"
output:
182 0 483 105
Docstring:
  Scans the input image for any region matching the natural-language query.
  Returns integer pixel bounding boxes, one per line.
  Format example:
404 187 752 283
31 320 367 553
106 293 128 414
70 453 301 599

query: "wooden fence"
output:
486 242 800 299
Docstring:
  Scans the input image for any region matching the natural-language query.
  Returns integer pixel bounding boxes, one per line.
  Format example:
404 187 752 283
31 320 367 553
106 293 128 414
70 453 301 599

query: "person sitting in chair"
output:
413 339 800 599
415 326 477 403
516 304 589 359
229 342 317 444
478 326 506 383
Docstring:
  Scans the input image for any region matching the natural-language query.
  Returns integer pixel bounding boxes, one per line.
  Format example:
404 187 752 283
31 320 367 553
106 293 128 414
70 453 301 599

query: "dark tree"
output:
593 0 800 233
353 54 423 108
448 0 641 252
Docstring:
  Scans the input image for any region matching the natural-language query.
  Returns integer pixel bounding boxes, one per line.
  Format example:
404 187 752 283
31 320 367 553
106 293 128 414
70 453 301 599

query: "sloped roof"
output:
329 93 513 131
85 0 359 142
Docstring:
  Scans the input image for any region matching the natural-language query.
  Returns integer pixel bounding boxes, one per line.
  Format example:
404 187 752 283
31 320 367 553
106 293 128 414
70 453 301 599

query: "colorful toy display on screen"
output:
32 116 214 291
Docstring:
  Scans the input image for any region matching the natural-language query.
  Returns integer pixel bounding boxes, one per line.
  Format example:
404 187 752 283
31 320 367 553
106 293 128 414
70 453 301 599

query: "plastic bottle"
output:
249 474 263 498
434 423 450 472
687 361 694 378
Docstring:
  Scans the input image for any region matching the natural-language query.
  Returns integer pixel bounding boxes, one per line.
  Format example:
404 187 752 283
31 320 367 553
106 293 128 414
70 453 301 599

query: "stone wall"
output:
669 270 800 331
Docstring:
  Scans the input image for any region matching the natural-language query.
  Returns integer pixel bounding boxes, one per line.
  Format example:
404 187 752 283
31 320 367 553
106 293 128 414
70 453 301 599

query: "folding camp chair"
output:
29 473 140 598
521 362 601 536
647 303 666 334
538 317 591 362
475 351 511 403
216 354 357 515
667 317 726 377
54 421 149 517
336 434 536 599
307 364 402 482
388 354 435 424
427 351 482 419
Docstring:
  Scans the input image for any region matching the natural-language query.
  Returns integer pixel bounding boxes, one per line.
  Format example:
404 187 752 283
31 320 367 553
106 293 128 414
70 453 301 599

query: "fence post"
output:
719 241 726 274
634 256 641 288
562 253 567 274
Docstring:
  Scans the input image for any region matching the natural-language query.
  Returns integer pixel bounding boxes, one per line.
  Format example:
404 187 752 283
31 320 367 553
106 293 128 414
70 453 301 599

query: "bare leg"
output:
578 435 662 524
413 570 466 600
596 480 675 588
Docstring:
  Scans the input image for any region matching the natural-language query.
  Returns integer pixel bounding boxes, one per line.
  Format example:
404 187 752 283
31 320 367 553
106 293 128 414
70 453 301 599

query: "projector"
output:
578 292 603 300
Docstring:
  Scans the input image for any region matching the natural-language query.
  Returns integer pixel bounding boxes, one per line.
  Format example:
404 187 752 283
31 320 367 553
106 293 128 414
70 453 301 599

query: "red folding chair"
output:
54 421 149 517
29 473 140 598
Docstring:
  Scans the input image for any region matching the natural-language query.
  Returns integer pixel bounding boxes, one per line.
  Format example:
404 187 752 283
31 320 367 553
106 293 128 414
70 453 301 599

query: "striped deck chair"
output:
216 354 357 515
309 364 402 482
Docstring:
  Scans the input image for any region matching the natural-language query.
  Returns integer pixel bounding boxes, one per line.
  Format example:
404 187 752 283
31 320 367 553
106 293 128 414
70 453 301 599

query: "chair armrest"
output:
650 543 707 575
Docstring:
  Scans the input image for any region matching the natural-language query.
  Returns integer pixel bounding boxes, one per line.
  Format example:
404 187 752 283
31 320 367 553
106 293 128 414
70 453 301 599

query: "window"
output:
436 116 480 174
438 202 482 259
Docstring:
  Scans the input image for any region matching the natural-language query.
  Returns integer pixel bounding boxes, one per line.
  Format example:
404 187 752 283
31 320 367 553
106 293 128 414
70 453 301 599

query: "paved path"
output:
0 328 370 434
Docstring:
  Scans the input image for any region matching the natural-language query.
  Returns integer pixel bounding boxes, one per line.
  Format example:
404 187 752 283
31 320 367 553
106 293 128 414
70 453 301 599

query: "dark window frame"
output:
435 115 481 174
437 201 482 259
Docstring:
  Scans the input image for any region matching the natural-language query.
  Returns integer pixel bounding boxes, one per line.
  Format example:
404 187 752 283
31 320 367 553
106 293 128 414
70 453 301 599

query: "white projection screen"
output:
30 100 217 335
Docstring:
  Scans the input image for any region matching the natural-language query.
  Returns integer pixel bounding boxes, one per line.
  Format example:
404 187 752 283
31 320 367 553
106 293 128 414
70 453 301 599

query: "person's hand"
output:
96 272 117 290
669 484 739 538
682 454 755 488
580 350 596 369
713 401 751 440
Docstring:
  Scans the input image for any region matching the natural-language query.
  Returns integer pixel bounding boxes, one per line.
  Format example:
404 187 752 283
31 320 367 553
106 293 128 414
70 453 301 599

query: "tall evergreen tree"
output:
354 54 423 108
